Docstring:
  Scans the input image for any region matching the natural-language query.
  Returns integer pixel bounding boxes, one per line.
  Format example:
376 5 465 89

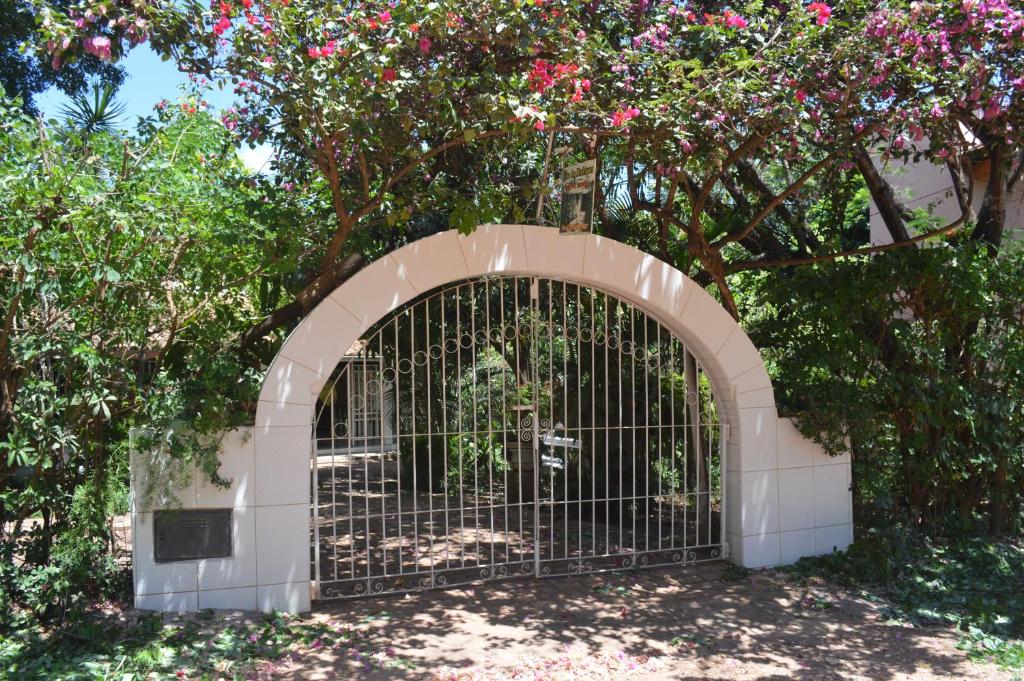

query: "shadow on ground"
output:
284 562 1005 680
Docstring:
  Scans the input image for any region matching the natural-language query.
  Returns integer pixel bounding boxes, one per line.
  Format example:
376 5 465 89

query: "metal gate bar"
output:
311 275 724 599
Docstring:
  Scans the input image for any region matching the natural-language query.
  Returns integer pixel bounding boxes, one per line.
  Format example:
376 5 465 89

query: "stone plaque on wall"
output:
153 509 232 563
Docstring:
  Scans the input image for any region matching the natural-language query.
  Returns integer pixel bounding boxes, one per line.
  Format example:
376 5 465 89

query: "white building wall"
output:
869 157 1024 246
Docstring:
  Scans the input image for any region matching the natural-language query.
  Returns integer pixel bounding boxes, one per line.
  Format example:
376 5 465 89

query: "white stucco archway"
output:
131 225 853 613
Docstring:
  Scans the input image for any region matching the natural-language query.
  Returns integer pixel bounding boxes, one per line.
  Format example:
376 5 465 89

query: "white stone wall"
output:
131 427 311 613
775 418 854 563
131 225 854 613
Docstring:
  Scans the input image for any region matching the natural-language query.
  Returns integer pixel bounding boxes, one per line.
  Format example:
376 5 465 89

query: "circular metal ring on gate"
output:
565 326 579 341
608 335 620 350
620 340 634 356
428 344 443 360
474 330 488 346
686 390 699 405
366 379 381 395
413 350 428 366
593 330 606 345
334 422 348 438
459 333 474 349
505 324 517 340
579 327 593 343
634 347 647 362
381 367 396 383
488 327 503 343
351 395 365 410
398 358 414 374
444 338 458 354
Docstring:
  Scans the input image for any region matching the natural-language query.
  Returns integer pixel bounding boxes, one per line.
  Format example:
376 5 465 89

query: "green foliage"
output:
785 526 1024 672
0 92 286 627
747 244 1024 532
446 434 510 493
58 82 125 134
0 609 411 679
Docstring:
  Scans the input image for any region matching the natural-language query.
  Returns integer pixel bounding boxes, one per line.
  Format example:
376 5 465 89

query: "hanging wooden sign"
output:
558 159 597 234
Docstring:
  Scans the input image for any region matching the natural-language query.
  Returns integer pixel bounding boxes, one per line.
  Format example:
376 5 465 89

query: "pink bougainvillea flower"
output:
378 10 391 23
807 2 832 26
381 68 397 82
213 15 231 36
83 35 112 60
723 11 748 29
409 23 420 33
983 98 1002 121
534 119 545 131
528 59 554 93
611 106 640 127
307 46 321 58
795 89 808 103
419 37 431 54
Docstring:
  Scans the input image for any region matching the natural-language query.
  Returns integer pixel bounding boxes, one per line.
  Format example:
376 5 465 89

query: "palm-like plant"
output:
60 83 126 134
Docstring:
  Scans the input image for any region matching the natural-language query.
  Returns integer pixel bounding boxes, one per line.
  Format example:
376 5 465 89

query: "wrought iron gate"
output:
311 276 724 599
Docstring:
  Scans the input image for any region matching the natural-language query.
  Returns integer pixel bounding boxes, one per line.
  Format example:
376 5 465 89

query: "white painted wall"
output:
131 225 854 613
869 157 1024 246
130 428 305 612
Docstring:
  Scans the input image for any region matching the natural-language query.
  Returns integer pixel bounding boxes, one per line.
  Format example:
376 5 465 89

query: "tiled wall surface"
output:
131 427 311 613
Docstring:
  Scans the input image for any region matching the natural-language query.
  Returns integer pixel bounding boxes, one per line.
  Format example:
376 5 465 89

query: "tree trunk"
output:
852 142 913 243
971 143 1008 255
990 448 1009 534
237 252 364 353
684 350 709 502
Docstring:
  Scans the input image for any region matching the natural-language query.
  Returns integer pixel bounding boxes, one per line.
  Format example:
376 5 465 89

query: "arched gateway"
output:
131 225 853 613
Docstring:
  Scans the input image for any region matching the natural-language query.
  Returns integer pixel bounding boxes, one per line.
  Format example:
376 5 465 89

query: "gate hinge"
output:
722 541 732 560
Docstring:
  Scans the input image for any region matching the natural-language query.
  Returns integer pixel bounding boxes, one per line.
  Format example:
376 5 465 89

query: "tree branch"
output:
725 211 968 273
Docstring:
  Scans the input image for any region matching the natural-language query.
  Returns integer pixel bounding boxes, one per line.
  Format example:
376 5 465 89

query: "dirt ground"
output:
277 562 1010 680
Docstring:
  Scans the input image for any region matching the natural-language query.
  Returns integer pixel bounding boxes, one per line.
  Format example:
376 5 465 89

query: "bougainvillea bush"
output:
31 0 1024 316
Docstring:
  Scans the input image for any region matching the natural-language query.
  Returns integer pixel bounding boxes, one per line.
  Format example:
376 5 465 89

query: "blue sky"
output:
35 45 274 171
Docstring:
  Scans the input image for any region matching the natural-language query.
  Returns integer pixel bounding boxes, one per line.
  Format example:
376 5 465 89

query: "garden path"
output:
282 562 1008 680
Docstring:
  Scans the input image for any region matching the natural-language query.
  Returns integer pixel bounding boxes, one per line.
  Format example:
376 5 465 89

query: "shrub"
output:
747 244 1024 533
